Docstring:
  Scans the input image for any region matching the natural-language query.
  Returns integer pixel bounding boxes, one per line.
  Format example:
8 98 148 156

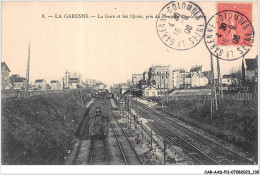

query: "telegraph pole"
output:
141 120 143 140
25 43 30 98
210 53 218 119
160 72 164 110
164 139 166 165
150 128 153 150
216 55 223 100
163 72 166 107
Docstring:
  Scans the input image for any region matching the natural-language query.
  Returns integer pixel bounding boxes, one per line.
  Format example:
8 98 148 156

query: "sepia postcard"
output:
1 1 259 174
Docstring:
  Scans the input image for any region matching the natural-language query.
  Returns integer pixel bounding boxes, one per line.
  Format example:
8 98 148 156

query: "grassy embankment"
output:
161 99 257 157
1 90 91 165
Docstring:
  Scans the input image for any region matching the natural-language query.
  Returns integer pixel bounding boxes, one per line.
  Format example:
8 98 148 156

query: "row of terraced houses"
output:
132 56 258 97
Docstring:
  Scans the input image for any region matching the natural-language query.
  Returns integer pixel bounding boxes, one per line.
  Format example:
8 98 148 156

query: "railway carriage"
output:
88 104 109 138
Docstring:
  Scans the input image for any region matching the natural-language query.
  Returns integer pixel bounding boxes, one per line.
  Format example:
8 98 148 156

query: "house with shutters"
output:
1 62 11 89
13 76 26 90
34 79 47 91
50 80 61 90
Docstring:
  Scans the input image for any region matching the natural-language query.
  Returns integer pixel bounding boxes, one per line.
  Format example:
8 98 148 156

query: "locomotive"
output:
88 103 109 138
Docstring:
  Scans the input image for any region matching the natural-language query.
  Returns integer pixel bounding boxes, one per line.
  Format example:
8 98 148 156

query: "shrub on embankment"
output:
1 90 91 165
162 99 258 158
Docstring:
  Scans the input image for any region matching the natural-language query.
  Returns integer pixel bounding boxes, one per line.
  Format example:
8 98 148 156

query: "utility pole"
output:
163 72 166 107
141 120 143 140
135 90 138 120
25 43 30 98
216 55 223 100
210 53 218 119
62 77 65 92
160 72 164 110
210 54 214 119
164 139 166 165
150 128 153 150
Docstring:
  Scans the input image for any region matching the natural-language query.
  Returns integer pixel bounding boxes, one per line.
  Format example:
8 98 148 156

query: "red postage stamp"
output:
217 3 253 46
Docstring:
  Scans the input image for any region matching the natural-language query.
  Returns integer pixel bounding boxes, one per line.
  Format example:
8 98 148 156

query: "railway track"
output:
89 138 108 165
106 101 144 165
134 100 254 165
108 114 128 164
135 107 220 165
152 121 219 165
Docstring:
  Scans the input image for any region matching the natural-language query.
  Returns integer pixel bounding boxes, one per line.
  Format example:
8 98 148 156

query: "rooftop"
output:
1 62 11 72
35 79 45 83
50 80 59 83
13 77 26 82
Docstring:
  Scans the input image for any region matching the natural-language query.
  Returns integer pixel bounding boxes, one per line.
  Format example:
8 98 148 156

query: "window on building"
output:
5 74 7 82
153 92 155 96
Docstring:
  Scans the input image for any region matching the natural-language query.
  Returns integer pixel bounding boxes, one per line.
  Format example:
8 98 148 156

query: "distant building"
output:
46 84 51 90
9 74 20 87
132 74 143 85
142 85 158 97
65 71 82 89
34 79 47 91
242 56 258 82
143 69 149 84
50 80 61 90
190 66 208 87
13 76 26 90
172 69 188 89
148 65 172 90
1 62 11 89
202 71 212 85
222 75 238 86
184 74 191 88
69 78 79 89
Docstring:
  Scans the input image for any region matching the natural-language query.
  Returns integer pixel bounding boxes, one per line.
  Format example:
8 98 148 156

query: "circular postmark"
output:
156 1 206 50
204 10 254 61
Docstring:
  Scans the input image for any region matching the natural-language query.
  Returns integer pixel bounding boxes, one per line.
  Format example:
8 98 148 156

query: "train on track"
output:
88 102 109 138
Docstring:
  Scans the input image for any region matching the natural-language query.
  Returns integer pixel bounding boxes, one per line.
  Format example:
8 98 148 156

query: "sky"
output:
2 1 258 86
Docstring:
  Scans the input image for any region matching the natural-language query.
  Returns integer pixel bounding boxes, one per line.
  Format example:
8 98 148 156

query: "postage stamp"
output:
205 3 254 60
156 1 206 50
